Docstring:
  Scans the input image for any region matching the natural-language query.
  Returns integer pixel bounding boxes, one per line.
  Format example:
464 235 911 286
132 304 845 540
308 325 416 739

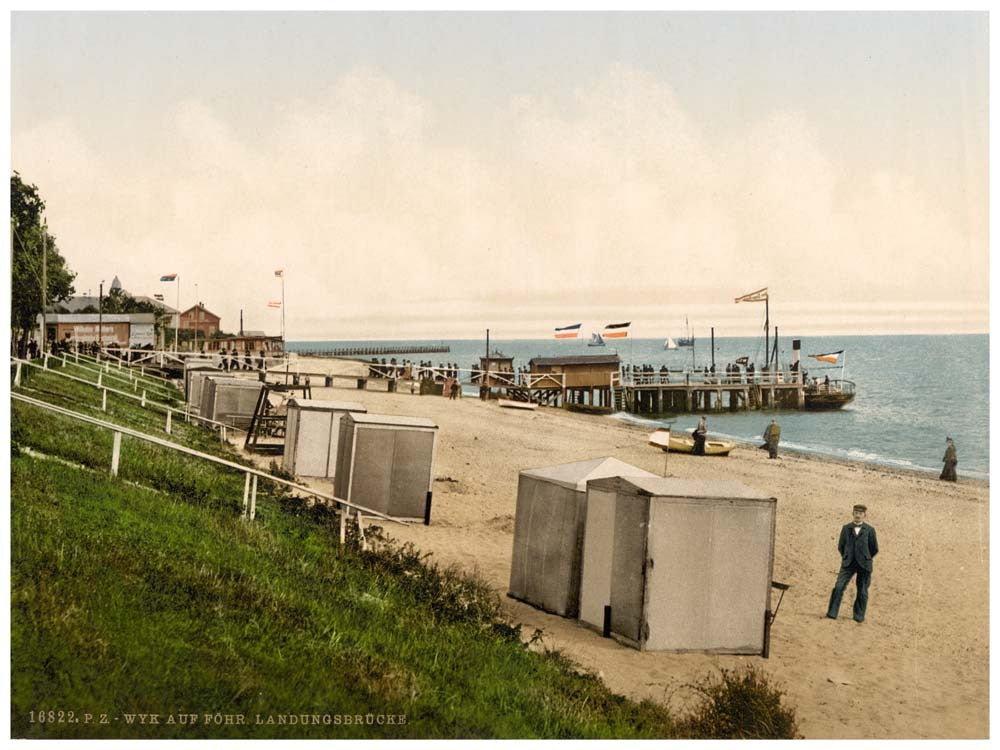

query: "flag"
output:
602 321 631 339
274 270 284 278
735 356 749 366
159 273 177 281
554 323 581 339
808 350 843 364
267 300 281 309
734 287 768 303
153 294 164 301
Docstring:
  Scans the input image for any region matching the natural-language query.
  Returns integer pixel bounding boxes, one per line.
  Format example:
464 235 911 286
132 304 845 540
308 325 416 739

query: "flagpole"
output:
281 274 285 345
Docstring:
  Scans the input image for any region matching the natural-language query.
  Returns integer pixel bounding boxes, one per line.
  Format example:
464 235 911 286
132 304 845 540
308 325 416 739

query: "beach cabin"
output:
528 354 621 410
334 413 438 522
473 351 516 387
579 476 776 654
508 457 657 618
200 376 263 428
283 398 367 478
184 358 220 403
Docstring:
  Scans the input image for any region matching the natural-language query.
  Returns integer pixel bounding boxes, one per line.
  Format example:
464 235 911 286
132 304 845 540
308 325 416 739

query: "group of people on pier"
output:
213 346 266 372
622 361 809 386
367 358 462 382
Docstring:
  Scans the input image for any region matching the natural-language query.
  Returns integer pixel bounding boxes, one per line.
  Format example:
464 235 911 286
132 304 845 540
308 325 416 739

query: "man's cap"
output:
853 504 867 513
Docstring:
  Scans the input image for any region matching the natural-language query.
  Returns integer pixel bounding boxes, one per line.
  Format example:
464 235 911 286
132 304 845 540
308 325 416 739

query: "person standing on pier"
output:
827 504 878 623
693 416 708 455
940 437 958 482
764 419 781 459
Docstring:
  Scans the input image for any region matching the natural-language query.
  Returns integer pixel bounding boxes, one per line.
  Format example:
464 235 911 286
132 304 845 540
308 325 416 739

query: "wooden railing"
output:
11 392 406 540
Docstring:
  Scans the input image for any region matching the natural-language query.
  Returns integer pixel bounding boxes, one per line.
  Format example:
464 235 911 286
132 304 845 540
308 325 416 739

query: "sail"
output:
664 337 678 349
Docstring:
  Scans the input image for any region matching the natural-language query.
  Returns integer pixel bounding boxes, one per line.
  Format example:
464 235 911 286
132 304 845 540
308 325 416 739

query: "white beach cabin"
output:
580 476 776 654
199 376 263 429
283 398 367 478
334 412 439 522
507 457 657 618
183 359 219 404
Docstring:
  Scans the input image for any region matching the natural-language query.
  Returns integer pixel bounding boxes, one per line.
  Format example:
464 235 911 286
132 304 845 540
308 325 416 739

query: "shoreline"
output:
288 355 989 486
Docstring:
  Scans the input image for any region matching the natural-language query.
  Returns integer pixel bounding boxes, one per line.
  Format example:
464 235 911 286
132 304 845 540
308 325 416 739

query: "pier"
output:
295 344 450 357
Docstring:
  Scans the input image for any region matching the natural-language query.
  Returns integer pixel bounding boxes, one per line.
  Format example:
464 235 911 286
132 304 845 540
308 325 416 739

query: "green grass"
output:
22 355 182 406
10 367 799 739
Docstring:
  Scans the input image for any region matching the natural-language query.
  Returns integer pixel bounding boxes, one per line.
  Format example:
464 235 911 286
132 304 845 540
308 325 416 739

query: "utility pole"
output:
40 218 47 352
98 280 104 350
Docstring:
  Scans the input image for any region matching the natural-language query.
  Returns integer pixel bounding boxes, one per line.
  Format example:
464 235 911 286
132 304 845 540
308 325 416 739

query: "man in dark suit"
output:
827 504 879 623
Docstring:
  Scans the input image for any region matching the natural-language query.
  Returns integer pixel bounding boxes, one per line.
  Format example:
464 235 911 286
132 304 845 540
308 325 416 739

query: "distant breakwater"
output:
297 344 450 357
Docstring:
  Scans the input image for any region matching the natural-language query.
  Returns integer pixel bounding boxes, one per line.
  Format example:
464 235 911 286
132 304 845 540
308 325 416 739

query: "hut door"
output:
643 500 771 653
609 493 650 645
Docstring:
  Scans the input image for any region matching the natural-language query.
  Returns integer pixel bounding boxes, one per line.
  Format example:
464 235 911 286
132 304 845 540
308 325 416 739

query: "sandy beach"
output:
247 357 989 739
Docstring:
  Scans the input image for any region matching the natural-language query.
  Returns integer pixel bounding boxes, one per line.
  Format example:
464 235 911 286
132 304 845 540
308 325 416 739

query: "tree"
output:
11 173 76 355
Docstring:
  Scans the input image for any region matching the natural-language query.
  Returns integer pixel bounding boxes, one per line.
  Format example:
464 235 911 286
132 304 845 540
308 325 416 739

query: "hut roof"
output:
590 476 775 501
520 456 655 491
349 413 438 429
529 354 621 367
287 398 366 413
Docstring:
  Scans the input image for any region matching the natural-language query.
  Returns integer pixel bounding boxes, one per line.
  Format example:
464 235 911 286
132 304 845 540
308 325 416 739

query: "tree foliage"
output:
11 172 77 354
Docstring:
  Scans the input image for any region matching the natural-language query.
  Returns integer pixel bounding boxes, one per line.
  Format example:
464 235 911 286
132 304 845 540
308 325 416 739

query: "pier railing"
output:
620 369 807 387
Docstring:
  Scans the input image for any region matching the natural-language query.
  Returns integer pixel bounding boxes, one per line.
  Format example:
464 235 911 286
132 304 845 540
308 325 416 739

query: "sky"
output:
10 11 989 341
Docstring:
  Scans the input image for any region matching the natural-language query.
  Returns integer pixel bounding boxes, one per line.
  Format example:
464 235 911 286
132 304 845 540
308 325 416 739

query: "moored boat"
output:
804 379 856 410
648 427 734 456
588 332 606 347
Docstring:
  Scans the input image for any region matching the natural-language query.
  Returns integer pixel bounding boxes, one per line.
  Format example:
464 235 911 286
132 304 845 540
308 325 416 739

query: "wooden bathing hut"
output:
579 476 778 655
525 354 620 410
508 457 657 618
473 350 516 388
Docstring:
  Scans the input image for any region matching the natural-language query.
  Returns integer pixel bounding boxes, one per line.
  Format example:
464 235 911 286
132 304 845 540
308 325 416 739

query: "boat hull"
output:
649 428 734 456
804 393 855 410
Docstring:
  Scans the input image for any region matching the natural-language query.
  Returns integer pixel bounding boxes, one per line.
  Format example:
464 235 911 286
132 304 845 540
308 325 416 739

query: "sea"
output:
287 334 989 481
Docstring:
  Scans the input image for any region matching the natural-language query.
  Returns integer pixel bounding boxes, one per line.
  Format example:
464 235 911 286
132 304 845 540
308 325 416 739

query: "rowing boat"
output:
648 427 734 456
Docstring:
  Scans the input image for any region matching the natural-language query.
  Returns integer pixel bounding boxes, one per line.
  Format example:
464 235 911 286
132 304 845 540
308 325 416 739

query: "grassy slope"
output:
11 368 679 739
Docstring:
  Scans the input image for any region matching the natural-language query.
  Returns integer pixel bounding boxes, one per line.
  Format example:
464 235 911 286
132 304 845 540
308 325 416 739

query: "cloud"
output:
12 63 987 338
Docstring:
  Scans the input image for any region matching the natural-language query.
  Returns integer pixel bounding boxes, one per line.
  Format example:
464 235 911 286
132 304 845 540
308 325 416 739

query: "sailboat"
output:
675 317 694 347
663 337 678 350
588 332 605 347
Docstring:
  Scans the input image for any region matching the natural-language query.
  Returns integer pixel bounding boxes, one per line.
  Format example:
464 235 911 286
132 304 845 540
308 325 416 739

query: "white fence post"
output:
14 361 21 386
101 389 107 412
141 390 146 407
43 354 49 370
357 510 368 551
62 354 67 367
111 431 122 476
97 371 102 387
339 509 347 545
242 472 251 517
249 475 258 520
165 410 172 435
220 426 227 443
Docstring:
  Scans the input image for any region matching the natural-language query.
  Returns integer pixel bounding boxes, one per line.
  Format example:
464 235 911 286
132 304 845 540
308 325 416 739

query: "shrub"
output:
675 665 800 739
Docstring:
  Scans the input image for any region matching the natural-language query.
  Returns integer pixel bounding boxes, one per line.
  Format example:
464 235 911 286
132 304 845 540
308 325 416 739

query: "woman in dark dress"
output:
940 437 958 482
